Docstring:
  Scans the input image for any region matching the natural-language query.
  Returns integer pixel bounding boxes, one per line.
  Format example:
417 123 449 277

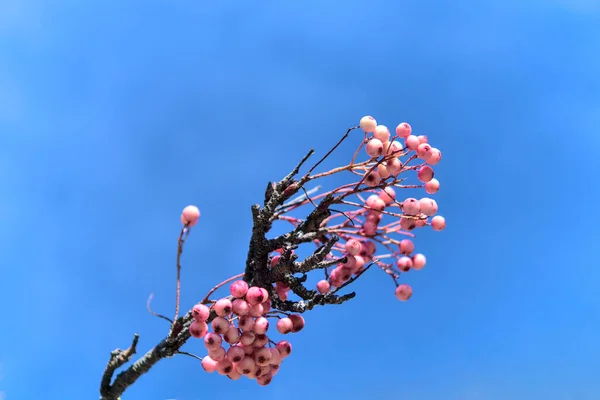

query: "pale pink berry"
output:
227 346 246 363
232 298 249 316
379 187 396 204
249 303 264 317
425 178 440 194
253 317 269 335
216 359 234 375
354 255 365 272
361 240 376 258
386 140 403 156
276 317 293 334
360 116 377 133
276 340 292 357
345 239 362 256
419 198 438 216
364 170 381 187
257 373 273 386
316 280 330 294
269 348 282 365
366 195 385 214
253 333 268 347
192 303 210 322
337 266 352 281
366 138 384 157
259 288 269 303
329 270 343 287
238 315 254 331
402 198 421 216
431 215 446 231
395 122 412 138
377 163 390 178
223 326 240 344
340 254 357 271
204 332 222 350
180 205 200 227
417 135 428 144
246 286 265 305
417 166 434 183
362 221 378 236
240 331 256 346
241 343 254 356
412 253 426 270
405 135 420 150
270 255 281 268
258 365 272 377
428 148 442 165
399 239 415 255
397 256 413 272
277 289 288 301
365 211 382 224
395 284 413 301
214 298 233 316
415 217 427 228
208 346 226 362
289 315 305 332
211 317 230 334
374 125 391 142
201 356 217 373
262 299 272 313
400 216 417 231
417 143 432 160
189 321 208 338
230 280 249 298
270 363 281 376
254 347 272 366
386 158 402 175
236 356 257 375
227 369 243 380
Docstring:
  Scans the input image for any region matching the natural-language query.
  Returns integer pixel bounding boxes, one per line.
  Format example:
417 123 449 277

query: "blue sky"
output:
1 1 599 399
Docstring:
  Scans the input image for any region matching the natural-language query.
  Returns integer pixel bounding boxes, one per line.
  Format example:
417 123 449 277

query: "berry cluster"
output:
188 280 301 386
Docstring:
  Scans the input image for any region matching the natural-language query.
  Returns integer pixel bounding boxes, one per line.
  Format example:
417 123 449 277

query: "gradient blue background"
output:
1 1 599 399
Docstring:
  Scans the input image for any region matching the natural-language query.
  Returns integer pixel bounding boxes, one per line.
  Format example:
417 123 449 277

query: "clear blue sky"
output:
1 1 599 399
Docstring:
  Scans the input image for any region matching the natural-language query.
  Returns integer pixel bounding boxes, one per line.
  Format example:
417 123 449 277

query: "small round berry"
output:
377 163 390 178
223 326 241 344
248 303 264 317
405 135 420 150
360 116 377 133
412 253 426 270
253 317 270 335
419 198 438 216
316 279 331 294
236 356 257 375
289 315 305 332
398 239 415 255
364 170 381 187
189 321 208 338
232 298 250 316
208 346 226 362
417 143 433 160
240 331 256 346
425 178 440 194
386 158 402 175
366 195 386 214
201 356 217 373
428 148 442 165
395 122 412 138
345 239 362 256
204 332 222 350
402 198 421 216
180 205 200 227
276 340 292 357
192 303 210 322
227 346 246 363
379 187 396 205
431 215 446 231
211 316 230 334
417 135 428 144
230 280 249 298
374 125 391 142
216 359 234 375
214 298 233 316
276 318 293 334
397 256 413 272
417 166 434 183
238 315 255 331
385 140 403 156
395 284 413 301
366 138 384 157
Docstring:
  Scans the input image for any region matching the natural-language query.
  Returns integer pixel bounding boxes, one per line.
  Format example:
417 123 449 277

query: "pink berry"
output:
227 369 243 380
241 343 254 356
240 331 256 346
345 239 362 256
387 140 403 156
270 255 281 268
419 198 438 216
276 317 294 334
269 348 282 365
238 315 254 331
189 321 208 338
417 166 434 183
259 288 269 303
276 340 292 357
399 239 415 255
425 178 440 194
402 198 421 216
208 346 226 362
253 333 268 347
211 316 230 334
428 148 442 165
246 286 265 305
248 303 264 317
232 298 249 316
374 125 391 142
230 280 249 298
431 215 446 231
412 253 426 270
379 187 396 204
236 356 257 375
400 216 417 231
417 135 428 144
377 163 390 178
214 298 233 316
405 135 420 150
366 138 384 157
180 205 200 227
253 317 269 335
254 347 272 367
361 240 376 258
386 158 402 175
204 332 222 350
192 303 210 322
395 284 413 301
257 373 273 386
340 254 357 271
366 195 385 214
397 256 413 272
216 359 234 375
395 122 412 138
289 315 305 332
201 356 217 373
362 221 378 236
224 326 240 344
316 279 330 294
354 255 365 272
417 143 432 160
364 170 381 187
337 266 352 281
360 116 377 133
227 346 246 363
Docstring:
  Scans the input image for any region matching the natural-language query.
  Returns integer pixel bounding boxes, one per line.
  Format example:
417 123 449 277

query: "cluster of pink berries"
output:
189 280 303 385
